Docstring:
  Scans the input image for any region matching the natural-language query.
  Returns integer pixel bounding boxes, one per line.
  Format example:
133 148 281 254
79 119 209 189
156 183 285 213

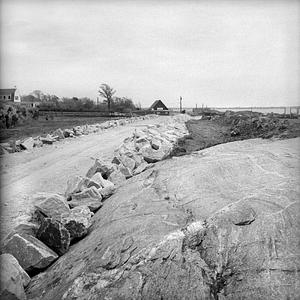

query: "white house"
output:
0 88 21 103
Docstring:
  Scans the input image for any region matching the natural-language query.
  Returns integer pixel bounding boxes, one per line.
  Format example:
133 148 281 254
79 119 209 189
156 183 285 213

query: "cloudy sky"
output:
1 0 299 108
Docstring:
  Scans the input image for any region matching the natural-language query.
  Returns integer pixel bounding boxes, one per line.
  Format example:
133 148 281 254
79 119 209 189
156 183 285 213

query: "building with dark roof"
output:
149 100 169 115
0 88 21 103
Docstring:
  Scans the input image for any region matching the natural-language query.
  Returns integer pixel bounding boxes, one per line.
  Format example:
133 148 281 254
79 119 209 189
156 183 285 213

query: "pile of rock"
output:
210 110 290 139
0 115 190 299
0 115 158 154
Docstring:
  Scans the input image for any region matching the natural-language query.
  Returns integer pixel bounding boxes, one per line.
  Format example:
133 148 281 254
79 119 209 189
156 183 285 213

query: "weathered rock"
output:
133 161 152 175
150 138 161 150
88 173 114 189
68 187 102 212
37 218 70 256
99 186 116 200
20 137 34 150
65 176 88 198
119 154 136 172
34 194 70 221
139 143 171 163
107 167 127 185
0 253 31 300
3 222 39 243
24 138 300 300
33 138 43 148
86 159 114 179
63 129 73 138
40 137 54 145
71 186 102 201
52 128 65 140
68 199 103 212
118 164 133 178
60 206 93 240
2 233 58 272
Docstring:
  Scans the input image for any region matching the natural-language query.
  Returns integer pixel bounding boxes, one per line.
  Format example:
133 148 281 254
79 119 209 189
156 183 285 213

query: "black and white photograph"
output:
0 0 299 299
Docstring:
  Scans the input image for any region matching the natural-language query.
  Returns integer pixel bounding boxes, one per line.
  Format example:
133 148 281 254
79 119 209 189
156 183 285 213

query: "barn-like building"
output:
149 100 169 115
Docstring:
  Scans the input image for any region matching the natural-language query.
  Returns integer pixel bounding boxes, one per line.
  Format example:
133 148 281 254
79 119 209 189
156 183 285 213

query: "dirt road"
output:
0 116 168 240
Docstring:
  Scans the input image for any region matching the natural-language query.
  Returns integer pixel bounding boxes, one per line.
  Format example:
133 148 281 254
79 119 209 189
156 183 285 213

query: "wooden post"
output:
179 96 182 113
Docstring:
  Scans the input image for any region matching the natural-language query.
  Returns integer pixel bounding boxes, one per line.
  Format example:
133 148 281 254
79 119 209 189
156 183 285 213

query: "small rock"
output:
40 137 54 145
0 253 31 300
86 159 114 179
68 187 102 212
133 162 151 175
37 218 70 256
88 173 115 189
33 138 43 148
2 234 58 272
3 222 39 243
99 186 116 200
151 138 161 150
63 129 73 138
52 128 65 139
34 194 70 221
140 144 171 163
119 154 136 172
108 167 127 185
65 176 88 198
20 137 34 150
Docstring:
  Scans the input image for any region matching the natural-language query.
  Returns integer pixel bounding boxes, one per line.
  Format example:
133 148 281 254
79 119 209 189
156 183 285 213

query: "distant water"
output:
174 107 299 115
216 107 288 114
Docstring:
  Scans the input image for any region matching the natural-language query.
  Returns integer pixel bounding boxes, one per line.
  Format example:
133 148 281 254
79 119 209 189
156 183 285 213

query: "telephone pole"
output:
179 96 182 113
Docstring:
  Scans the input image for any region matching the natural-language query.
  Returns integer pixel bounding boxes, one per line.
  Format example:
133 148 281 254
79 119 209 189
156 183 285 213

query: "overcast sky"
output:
1 0 299 108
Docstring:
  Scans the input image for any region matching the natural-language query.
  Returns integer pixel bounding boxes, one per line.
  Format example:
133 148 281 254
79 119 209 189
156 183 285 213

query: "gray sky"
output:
1 0 299 108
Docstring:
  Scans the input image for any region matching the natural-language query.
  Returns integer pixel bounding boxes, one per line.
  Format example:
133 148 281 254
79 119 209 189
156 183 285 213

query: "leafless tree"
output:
98 84 116 113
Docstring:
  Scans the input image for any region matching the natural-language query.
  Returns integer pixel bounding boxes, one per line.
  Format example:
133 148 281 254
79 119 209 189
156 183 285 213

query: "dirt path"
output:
0 116 169 240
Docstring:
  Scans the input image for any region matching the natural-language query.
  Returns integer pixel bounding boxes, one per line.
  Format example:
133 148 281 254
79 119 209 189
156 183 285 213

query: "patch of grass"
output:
0 116 112 142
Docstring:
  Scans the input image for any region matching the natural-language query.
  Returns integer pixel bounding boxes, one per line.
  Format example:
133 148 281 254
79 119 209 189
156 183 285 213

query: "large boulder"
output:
60 206 93 240
34 194 70 221
2 234 58 272
0 253 31 300
36 218 70 256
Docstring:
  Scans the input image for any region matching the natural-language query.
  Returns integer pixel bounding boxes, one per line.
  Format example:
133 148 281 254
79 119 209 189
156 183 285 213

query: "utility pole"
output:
180 96 182 113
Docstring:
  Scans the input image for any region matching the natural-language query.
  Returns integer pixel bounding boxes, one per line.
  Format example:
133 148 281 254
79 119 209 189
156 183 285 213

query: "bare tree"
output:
98 84 116 113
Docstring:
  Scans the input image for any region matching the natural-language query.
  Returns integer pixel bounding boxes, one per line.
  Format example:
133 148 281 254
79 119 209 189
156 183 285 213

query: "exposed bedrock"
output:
26 138 300 299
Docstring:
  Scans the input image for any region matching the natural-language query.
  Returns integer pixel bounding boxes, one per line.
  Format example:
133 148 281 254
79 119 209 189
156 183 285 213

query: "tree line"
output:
21 84 141 113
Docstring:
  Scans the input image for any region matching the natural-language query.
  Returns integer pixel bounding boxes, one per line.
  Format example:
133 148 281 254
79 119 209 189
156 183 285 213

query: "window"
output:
15 96 19 100
3 96 6 99
8 95 11 99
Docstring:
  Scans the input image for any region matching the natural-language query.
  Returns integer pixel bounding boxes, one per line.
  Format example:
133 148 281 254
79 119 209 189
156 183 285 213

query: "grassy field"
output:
0 116 113 142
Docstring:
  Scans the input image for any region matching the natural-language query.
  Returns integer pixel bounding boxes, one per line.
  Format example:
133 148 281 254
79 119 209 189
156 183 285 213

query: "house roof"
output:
149 100 168 110
0 89 16 95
